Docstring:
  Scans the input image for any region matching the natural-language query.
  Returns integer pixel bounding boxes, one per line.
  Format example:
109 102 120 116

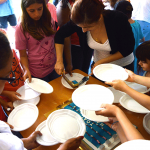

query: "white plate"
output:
107 87 125 103
93 64 128 82
25 78 53 94
61 73 87 89
124 81 150 93
46 109 86 143
80 109 109 122
143 113 150 134
115 140 150 150
35 120 59 146
16 85 41 100
72 84 114 111
13 96 40 108
120 94 150 113
7 103 39 131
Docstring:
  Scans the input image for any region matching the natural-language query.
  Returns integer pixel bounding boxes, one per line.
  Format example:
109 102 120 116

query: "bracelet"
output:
111 121 119 129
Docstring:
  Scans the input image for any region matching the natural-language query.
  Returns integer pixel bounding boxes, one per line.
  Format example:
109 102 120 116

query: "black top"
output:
55 10 135 73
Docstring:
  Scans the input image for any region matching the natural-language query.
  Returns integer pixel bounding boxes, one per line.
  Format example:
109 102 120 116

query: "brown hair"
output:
21 0 55 40
71 0 105 25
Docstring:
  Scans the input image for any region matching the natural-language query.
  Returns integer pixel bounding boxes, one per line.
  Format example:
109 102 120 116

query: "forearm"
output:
1 91 10 97
116 108 144 141
19 50 29 71
0 98 5 106
131 74 150 88
55 43 64 63
123 86 150 110
0 0 7 4
96 51 123 64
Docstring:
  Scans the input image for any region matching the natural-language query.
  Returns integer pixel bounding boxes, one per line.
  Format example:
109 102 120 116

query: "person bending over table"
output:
0 30 83 150
54 0 135 75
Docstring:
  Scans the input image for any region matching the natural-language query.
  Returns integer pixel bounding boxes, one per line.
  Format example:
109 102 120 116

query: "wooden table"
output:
20 69 150 150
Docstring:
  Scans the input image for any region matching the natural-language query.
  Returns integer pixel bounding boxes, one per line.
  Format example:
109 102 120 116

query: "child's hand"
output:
125 69 135 82
22 131 42 149
3 91 21 102
58 136 84 150
5 122 14 129
105 80 128 92
0 100 14 112
95 104 120 117
24 69 32 82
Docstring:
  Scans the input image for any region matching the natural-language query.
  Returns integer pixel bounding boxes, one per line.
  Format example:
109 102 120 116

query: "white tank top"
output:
87 31 134 66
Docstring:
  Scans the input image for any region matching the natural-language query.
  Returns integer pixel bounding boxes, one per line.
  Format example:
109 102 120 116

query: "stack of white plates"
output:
13 84 41 108
13 78 53 107
35 109 86 146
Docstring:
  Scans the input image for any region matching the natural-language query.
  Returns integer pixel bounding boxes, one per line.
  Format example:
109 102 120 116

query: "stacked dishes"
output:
36 109 86 146
13 84 41 108
13 78 54 107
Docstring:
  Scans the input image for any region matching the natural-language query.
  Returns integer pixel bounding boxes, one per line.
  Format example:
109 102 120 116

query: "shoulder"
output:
103 10 128 22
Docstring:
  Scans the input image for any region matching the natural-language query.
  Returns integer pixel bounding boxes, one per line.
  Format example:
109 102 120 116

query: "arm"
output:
19 50 31 82
96 104 144 141
0 97 13 111
56 1 73 75
0 0 7 4
106 79 150 110
94 51 123 67
1 91 21 101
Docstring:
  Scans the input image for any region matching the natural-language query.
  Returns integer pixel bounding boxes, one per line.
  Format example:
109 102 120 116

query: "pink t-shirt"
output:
47 2 57 23
15 21 56 78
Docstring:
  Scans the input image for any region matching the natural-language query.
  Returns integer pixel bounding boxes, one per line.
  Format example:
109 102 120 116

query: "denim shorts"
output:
0 14 17 29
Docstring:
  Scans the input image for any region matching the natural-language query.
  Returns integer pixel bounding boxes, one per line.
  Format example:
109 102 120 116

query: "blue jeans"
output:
0 14 17 29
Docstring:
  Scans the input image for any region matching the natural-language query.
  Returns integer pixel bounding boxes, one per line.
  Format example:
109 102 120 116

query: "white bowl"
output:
143 113 150 134
16 84 41 100
13 96 40 108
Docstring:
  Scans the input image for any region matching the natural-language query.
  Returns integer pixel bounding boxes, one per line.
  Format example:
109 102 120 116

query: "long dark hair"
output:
0 31 12 70
136 41 150 72
21 0 55 40
71 0 105 25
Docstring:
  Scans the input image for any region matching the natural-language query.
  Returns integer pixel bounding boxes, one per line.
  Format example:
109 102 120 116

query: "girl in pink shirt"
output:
15 0 60 82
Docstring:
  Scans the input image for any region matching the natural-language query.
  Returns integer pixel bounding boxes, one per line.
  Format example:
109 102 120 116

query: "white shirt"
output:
87 31 134 66
0 121 24 150
131 0 150 23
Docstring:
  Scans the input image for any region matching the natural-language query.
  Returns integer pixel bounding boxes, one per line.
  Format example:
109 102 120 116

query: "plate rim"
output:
25 78 53 94
7 103 39 131
46 109 86 143
80 109 109 122
35 120 59 146
93 63 128 82
72 84 114 111
13 96 40 108
119 94 150 114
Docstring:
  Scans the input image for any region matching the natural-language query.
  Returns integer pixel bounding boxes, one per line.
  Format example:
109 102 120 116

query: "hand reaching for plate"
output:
57 136 84 150
105 80 128 92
